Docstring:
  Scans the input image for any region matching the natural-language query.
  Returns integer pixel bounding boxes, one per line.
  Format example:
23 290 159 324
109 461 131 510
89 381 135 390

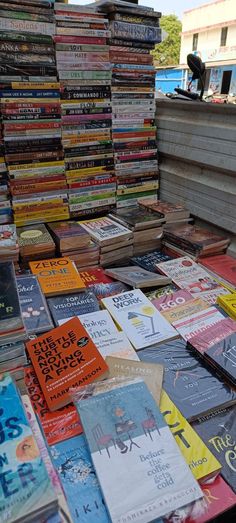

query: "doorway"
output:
221 70 232 94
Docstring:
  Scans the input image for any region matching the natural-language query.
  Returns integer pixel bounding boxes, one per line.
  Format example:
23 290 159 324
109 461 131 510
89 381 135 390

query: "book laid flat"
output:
26 317 108 411
218 293 236 320
29 257 86 297
47 291 100 326
75 379 203 523
17 223 55 261
104 266 171 288
17 274 53 334
138 199 190 221
138 338 236 421
0 373 57 523
200 254 236 287
159 391 221 483
153 289 193 313
25 367 83 446
47 220 90 251
193 405 236 493
79 216 133 246
131 250 171 272
0 261 26 345
163 224 230 255
186 475 236 523
72 310 139 360
50 434 110 523
106 355 163 405
102 289 178 350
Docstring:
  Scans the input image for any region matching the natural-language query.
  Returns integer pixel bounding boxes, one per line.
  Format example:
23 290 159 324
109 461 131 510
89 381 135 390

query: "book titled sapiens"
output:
75 380 203 523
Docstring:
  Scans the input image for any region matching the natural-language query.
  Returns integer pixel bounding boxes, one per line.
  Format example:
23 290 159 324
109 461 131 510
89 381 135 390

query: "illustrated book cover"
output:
26 318 108 411
17 274 53 334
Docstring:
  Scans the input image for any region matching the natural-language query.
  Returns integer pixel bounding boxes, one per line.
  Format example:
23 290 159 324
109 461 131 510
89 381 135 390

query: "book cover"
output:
0 262 25 341
90 281 130 301
201 254 236 287
17 225 55 250
79 216 132 246
153 290 194 314
29 257 86 297
17 274 53 334
50 434 110 523
164 225 229 252
75 380 203 523
172 306 225 342
104 266 170 288
106 356 163 405
193 405 236 493
79 268 114 287
145 284 178 302
131 250 171 273
218 293 236 319
0 224 17 249
47 221 90 250
25 367 83 446
102 289 178 350
26 317 109 411
159 390 221 482
0 373 57 523
66 310 139 361
47 291 100 326
185 475 236 523
138 338 236 421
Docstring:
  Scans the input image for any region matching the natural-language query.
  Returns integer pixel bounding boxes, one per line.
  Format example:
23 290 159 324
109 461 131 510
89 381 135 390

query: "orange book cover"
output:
29 257 85 296
26 317 109 411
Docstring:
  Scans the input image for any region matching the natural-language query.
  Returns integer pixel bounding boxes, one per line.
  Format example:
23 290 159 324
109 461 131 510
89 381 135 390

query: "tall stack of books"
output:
0 0 69 226
101 1 161 209
0 125 11 223
0 223 19 261
53 2 115 218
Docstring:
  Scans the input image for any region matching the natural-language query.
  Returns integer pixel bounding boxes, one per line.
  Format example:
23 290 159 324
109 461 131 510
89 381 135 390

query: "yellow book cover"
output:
163 298 209 324
1 98 58 104
218 293 236 312
29 257 86 297
9 161 65 171
160 390 221 482
12 82 60 90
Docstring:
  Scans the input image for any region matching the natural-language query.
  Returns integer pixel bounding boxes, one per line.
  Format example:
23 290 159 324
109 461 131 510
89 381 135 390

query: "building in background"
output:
156 0 236 95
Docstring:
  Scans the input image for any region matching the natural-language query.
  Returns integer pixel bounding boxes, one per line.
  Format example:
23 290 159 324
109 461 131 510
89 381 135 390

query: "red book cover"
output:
26 317 108 411
201 255 236 286
185 475 236 523
25 366 83 445
79 268 114 286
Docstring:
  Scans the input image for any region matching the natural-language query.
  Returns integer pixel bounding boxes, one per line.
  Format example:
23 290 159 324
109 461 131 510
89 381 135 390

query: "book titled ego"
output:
26 318 108 411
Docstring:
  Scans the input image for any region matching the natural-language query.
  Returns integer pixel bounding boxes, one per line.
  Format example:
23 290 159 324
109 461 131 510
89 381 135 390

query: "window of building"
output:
192 33 198 51
220 27 228 46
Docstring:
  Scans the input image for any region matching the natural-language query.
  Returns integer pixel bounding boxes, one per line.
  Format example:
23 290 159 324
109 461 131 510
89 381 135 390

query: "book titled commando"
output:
26 318 108 411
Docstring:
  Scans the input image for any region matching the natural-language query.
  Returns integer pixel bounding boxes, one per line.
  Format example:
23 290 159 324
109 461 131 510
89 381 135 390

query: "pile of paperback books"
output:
100 1 161 209
0 122 11 223
0 0 69 226
54 2 116 218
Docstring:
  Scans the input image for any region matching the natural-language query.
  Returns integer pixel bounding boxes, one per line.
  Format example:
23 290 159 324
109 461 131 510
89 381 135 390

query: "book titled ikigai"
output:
29 257 86 297
193 405 236 493
67 310 139 361
79 216 133 246
47 291 100 326
26 318 108 411
102 289 178 350
75 380 203 523
157 256 228 305
17 274 53 334
0 373 57 523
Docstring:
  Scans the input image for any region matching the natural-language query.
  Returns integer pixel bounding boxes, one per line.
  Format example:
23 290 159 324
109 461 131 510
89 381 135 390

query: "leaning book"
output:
0 373 57 523
74 379 203 523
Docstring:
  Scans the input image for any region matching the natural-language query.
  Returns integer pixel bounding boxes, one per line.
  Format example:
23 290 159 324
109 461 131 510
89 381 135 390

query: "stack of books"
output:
101 1 161 208
0 0 69 226
138 197 190 225
53 2 115 217
109 206 164 255
0 136 11 223
17 223 56 264
162 223 230 260
0 223 19 261
0 261 26 345
79 215 133 266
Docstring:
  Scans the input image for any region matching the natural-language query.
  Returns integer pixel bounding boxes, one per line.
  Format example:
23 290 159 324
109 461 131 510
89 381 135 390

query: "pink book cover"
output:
153 289 192 313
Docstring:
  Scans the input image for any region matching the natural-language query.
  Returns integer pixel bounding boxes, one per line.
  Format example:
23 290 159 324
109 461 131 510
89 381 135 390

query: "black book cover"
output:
192 406 236 492
138 339 236 421
0 262 21 323
206 334 236 386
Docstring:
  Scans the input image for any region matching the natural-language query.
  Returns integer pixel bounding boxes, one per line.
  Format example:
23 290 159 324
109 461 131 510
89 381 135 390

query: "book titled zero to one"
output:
26 317 108 411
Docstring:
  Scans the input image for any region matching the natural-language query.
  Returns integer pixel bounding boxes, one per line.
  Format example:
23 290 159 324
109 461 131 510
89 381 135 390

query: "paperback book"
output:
17 274 53 334
104 266 171 288
79 216 133 246
0 261 26 345
29 257 86 297
47 291 100 326
102 289 178 350
75 379 203 522
131 250 171 273
26 317 108 411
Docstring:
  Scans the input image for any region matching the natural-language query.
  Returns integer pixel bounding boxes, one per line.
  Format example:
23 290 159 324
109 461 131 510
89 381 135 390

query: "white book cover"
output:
102 290 178 350
173 307 225 342
76 380 203 523
59 310 139 361
79 217 132 245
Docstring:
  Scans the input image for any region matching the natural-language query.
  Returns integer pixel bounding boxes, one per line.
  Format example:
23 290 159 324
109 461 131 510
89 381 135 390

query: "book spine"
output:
0 18 55 36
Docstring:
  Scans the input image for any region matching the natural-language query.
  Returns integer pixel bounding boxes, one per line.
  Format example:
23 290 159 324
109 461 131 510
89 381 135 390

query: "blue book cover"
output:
17 274 53 334
50 434 110 523
131 250 172 273
0 373 56 523
47 291 100 327
75 381 203 523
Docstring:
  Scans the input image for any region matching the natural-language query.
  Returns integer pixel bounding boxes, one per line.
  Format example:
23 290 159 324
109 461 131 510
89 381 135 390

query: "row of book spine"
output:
0 1 162 226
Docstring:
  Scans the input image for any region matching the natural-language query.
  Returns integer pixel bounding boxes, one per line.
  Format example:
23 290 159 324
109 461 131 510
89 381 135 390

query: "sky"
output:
69 0 213 18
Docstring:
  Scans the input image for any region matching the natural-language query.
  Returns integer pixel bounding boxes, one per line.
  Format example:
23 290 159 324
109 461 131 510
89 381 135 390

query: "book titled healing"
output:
75 380 203 523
